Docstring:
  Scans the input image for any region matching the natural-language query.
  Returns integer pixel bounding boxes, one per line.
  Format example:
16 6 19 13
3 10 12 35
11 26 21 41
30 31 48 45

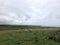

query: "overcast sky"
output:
0 0 60 27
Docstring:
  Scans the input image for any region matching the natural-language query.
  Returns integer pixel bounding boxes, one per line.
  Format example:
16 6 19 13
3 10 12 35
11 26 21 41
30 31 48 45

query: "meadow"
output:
0 25 60 45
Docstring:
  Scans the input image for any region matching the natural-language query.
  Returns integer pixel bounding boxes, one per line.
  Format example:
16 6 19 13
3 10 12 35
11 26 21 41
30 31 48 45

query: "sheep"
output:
24 29 32 32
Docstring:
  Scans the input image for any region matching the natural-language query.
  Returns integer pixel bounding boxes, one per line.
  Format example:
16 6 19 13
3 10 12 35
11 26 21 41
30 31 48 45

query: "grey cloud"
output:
0 0 60 27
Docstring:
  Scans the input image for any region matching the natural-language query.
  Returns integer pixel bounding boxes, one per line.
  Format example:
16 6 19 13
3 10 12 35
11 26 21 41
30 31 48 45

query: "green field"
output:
0 29 60 45
0 25 60 45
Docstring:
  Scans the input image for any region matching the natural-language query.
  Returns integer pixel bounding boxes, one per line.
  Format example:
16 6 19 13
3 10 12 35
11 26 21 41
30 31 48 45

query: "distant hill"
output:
0 25 60 31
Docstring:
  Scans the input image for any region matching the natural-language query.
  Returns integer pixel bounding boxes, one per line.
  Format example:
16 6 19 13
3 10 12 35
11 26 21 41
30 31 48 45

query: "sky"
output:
0 0 60 27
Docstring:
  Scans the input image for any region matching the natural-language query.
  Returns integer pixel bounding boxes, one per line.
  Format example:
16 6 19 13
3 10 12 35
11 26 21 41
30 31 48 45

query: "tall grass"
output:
0 30 60 45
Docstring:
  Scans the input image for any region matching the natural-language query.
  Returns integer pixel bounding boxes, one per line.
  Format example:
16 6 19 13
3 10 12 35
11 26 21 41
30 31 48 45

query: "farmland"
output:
0 25 60 45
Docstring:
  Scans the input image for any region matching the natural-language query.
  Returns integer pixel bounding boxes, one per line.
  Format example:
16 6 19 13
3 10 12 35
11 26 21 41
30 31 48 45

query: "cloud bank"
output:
0 0 60 27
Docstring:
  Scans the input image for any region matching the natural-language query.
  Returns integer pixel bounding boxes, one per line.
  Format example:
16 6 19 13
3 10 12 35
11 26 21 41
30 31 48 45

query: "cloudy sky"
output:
0 0 60 27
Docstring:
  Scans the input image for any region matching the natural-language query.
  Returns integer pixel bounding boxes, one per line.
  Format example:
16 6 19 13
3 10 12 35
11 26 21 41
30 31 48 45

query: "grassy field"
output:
0 29 60 45
0 25 60 45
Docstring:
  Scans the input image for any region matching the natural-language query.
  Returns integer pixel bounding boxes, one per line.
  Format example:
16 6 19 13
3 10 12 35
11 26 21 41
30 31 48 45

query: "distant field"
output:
0 25 60 30
0 30 60 45
0 25 60 45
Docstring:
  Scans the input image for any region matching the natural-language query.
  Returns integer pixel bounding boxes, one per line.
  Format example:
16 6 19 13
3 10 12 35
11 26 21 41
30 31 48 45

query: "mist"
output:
0 0 60 27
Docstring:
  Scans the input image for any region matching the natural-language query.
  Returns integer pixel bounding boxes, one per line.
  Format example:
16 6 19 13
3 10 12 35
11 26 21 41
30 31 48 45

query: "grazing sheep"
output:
24 29 32 32
24 29 28 32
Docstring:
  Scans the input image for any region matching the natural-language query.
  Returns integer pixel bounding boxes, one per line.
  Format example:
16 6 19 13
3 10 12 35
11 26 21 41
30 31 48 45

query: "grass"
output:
0 29 60 45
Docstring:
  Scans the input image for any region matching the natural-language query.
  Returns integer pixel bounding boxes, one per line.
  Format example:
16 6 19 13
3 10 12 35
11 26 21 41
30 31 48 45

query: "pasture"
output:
0 25 60 45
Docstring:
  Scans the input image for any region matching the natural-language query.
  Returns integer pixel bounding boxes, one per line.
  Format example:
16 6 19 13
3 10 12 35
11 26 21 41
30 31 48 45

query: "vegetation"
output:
0 30 60 45
0 25 60 45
